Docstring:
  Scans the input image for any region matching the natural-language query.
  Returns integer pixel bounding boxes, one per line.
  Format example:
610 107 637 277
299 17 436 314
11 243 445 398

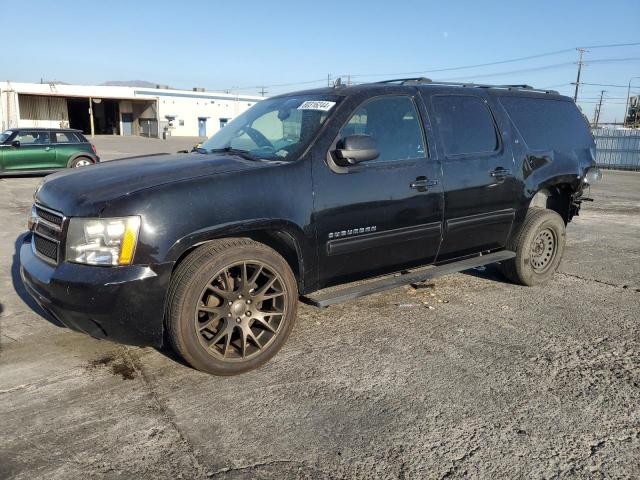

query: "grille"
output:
35 206 63 227
34 235 59 262
32 204 64 263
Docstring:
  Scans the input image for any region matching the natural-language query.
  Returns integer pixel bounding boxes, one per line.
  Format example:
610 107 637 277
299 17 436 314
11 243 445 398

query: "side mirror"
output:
334 134 379 165
11 140 20 148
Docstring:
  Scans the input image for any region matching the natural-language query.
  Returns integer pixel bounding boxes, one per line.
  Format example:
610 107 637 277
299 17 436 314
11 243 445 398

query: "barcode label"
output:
297 101 336 112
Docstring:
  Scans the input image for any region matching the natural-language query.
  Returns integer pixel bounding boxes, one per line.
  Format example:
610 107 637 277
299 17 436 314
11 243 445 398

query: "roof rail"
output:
374 78 558 94
376 77 433 85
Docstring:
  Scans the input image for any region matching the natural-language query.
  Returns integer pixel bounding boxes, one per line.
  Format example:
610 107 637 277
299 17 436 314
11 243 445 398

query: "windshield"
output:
199 95 341 161
0 130 13 144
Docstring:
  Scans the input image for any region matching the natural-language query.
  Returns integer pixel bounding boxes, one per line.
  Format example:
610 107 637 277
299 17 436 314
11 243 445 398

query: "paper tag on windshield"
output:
297 100 336 112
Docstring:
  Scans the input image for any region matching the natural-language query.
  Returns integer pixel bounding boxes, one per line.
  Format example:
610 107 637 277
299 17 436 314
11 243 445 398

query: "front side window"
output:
432 95 498 156
339 96 426 163
16 131 49 145
199 95 341 161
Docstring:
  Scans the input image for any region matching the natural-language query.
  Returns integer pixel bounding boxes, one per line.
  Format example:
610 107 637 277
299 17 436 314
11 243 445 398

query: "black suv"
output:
20 79 599 375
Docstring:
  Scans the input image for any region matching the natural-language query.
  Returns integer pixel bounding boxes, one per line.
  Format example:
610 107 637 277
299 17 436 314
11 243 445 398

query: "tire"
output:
500 207 566 286
166 238 298 375
69 156 94 168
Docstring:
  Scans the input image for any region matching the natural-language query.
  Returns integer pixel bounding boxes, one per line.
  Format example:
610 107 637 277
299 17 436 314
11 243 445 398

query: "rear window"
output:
499 97 592 150
432 95 499 156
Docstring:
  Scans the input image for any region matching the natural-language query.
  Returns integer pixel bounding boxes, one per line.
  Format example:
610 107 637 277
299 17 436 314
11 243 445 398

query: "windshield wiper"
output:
208 147 261 161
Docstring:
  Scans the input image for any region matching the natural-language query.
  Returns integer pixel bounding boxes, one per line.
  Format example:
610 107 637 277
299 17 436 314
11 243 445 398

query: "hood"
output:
35 153 272 215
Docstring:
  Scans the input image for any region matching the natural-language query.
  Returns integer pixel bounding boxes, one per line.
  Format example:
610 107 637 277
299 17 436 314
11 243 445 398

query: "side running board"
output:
301 250 516 308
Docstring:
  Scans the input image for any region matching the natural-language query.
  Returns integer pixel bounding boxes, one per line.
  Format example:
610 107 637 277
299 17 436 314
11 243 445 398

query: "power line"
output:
345 48 577 79
345 42 640 80
214 41 640 93
442 61 576 81
579 82 640 88
579 41 640 49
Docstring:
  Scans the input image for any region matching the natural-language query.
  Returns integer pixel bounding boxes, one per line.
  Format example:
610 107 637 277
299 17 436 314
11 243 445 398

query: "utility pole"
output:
624 76 640 127
259 86 267 97
327 73 332 87
573 48 587 102
347 75 351 86
593 90 606 128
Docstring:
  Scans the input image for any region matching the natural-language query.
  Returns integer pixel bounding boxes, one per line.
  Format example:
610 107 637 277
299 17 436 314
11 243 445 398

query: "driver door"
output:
3 131 56 170
312 93 444 288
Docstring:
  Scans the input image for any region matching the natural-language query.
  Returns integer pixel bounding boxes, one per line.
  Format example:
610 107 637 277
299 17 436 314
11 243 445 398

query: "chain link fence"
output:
593 128 640 171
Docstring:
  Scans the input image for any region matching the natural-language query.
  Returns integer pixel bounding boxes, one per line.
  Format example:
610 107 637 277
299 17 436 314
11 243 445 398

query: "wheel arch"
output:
527 178 581 224
167 220 311 293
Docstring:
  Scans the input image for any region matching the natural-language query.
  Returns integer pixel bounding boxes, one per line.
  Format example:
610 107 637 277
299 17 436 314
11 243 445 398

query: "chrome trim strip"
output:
35 216 62 231
33 231 60 244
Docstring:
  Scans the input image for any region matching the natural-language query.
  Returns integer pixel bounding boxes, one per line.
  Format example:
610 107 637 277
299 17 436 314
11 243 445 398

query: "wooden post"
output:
89 97 95 138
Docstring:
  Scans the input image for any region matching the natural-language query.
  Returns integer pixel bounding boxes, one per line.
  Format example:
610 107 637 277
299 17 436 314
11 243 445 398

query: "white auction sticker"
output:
297 100 336 111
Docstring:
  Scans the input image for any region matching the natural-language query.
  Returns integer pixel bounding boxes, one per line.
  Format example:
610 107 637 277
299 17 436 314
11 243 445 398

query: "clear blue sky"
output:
5 0 640 122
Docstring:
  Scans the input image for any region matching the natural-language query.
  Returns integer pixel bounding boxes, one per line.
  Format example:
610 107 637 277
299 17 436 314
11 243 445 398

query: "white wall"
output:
151 94 258 137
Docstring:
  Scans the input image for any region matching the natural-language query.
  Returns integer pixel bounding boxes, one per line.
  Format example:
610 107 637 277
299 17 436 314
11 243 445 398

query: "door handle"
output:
490 168 512 178
410 176 438 191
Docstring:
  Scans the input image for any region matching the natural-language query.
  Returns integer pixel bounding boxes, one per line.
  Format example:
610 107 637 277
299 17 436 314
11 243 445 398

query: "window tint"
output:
53 132 78 143
432 95 498 156
16 131 49 145
500 97 592 150
339 96 426 163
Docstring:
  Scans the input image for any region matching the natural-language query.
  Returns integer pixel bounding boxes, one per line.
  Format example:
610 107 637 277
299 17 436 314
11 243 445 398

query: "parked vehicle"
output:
20 79 600 375
0 128 99 175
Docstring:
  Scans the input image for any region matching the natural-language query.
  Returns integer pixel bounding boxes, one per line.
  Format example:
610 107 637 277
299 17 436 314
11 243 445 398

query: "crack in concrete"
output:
123 347 207 479
558 272 637 291
208 460 304 477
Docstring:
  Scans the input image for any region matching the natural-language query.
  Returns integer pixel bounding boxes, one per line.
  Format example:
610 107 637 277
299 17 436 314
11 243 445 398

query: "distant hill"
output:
101 80 161 88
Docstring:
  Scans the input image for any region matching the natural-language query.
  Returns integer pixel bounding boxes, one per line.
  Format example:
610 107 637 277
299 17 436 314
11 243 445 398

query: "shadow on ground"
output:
462 263 508 283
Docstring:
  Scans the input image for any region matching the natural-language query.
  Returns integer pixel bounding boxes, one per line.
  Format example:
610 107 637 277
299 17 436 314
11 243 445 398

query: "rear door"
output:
312 91 444 287
3 131 57 170
422 91 518 260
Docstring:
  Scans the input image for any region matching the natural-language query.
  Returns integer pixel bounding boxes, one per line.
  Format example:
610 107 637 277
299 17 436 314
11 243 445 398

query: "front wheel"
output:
500 208 566 286
166 238 298 375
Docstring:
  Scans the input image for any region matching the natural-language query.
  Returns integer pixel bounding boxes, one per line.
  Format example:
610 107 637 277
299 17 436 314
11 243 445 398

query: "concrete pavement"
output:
0 167 638 479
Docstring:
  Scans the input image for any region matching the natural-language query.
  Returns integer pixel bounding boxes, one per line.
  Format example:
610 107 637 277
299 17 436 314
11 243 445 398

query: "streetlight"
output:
624 76 640 127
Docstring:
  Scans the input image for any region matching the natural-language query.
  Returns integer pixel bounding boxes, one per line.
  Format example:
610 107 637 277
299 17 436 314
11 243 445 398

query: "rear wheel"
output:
166 238 298 375
501 208 566 286
70 156 94 168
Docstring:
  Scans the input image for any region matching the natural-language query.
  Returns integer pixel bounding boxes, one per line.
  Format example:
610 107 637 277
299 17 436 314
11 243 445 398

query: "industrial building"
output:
0 82 264 138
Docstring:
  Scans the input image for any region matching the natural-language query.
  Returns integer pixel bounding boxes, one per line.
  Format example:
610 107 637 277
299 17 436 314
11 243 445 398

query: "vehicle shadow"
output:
462 263 509 283
11 232 65 328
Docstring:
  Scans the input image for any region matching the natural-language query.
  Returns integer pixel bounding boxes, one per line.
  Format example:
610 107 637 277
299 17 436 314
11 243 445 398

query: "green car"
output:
0 128 100 175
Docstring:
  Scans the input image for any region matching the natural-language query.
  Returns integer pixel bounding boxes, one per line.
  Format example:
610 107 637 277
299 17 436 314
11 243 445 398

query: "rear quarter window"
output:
53 132 83 143
499 97 592 150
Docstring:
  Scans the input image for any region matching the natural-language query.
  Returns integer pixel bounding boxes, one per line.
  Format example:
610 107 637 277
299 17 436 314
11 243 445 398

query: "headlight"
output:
65 216 141 266
584 167 602 184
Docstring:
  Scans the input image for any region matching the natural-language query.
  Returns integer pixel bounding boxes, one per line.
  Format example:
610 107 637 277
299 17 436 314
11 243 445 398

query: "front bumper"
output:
20 233 172 347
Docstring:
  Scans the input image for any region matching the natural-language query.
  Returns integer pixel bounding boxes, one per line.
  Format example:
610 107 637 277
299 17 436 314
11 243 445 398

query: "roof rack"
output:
374 77 558 94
